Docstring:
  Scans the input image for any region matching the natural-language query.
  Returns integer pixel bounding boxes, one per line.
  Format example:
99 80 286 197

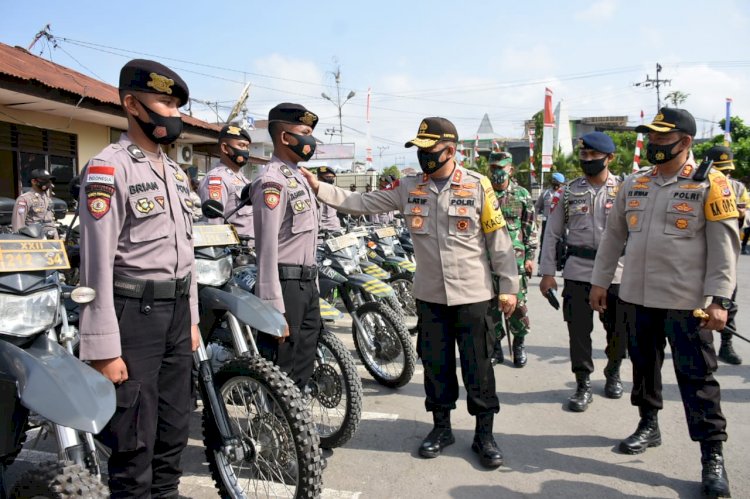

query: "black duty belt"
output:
566 245 597 260
278 264 317 281
113 273 192 299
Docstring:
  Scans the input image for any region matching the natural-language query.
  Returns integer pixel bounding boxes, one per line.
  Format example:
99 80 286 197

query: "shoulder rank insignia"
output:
679 164 694 178
126 144 145 159
280 165 294 178
452 169 463 184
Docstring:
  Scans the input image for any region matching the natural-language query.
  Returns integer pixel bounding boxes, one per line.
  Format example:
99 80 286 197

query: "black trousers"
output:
537 220 547 265
101 295 193 498
258 278 321 389
622 303 727 442
562 280 627 375
416 299 498 416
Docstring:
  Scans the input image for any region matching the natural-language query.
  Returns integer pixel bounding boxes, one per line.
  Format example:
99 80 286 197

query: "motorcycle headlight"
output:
342 261 357 275
383 246 394 256
0 288 60 337
196 255 233 286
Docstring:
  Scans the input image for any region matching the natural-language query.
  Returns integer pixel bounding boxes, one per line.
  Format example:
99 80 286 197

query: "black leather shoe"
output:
471 435 504 468
718 340 742 365
418 427 455 458
701 444 731 497
512 336 527 368
604 372 623 399
619 417 661 454
568 376 593 412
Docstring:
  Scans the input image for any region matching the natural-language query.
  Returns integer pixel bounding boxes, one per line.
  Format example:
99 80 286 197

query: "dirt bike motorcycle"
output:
317 231 416 388
195 199 323 498
204 198 362 451
0 225 114 498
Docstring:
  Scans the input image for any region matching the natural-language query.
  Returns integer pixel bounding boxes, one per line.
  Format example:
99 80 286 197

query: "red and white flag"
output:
633 110 644 172
541 88 554 173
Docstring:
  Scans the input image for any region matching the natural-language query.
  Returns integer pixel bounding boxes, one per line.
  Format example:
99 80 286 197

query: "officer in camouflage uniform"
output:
707 145 748 365
488 151 537 367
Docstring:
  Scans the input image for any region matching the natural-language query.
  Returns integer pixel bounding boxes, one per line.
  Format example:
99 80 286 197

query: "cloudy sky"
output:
2 0 749 169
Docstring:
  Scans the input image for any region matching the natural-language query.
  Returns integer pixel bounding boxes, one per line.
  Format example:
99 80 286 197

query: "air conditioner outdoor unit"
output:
176 144 193 164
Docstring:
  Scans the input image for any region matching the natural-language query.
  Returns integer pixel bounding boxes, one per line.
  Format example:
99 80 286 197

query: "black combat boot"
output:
700 441 731 497
471 412 503 468
512 335 527 368
619 408 661 454
603 358 624 399
568 373 593 412
419 410 455 458
490 337 504 365
718 333 742 365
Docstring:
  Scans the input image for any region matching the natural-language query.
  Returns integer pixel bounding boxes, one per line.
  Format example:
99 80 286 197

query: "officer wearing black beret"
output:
79 59 199 497
251 103 323 392
198 124 255 242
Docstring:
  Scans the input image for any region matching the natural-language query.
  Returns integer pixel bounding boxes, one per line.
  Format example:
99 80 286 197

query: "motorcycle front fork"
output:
194 336 249 464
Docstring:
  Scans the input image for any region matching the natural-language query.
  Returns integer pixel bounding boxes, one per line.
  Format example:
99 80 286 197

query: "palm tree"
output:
665 90 690 108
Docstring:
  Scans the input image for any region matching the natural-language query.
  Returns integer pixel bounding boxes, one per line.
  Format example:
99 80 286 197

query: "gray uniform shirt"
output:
78 134 199 360
535 188 556 221
319 202 342 231
317 166 519 305
591 157 739 309
12 190 55 234
198 163 253 238
540 173 623 283
251 156 320 313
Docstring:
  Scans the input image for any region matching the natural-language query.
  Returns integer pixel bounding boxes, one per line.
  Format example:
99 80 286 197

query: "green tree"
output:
693 116 750 181
382 164 401 179
665 90 690 108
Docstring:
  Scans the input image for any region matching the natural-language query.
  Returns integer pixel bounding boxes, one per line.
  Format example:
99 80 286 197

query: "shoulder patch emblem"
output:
410 215 424 229
452 169 462 184
85 183 115 220
264 188 281 209
262 181 284 191
87 165 115 185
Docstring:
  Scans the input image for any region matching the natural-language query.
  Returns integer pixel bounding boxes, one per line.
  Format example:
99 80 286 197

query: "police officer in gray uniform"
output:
706 145 746 365
590 108 737 497
301 117 519 469
317 166 343 232
11 169 57 237
78 59 200 498
251 103 321 390
539 132 626 412
198 124 254 240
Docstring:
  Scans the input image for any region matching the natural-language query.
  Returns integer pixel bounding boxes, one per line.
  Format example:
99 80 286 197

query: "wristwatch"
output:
711 296 733 310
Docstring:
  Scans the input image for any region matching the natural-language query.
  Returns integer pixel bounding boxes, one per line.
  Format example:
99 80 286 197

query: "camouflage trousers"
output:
494 273 530 339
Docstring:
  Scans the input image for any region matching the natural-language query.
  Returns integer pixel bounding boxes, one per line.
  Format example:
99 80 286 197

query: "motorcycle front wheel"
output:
308 329 363 449
202 357 322 499
352 301 416 388
9 460 109 498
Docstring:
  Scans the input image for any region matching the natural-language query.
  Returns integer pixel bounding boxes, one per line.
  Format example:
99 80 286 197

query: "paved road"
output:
9 260 750 498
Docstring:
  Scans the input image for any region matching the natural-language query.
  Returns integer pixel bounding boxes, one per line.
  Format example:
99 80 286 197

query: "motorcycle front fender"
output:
200 285 286 337
385 256 416 274
0 335 115 434
347 273 395 298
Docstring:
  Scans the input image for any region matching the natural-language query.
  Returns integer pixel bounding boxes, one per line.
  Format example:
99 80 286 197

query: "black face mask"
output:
320 177 335 184
646 138 684 165
224 144 250 166
284 131 317 161
417 148 450 175
133 99 183 145
580 157 607 176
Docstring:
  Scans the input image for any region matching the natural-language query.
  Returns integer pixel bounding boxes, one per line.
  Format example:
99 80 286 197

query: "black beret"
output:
317 166 336 176
268 103 318 129
219 124 252 143
119 59 189 107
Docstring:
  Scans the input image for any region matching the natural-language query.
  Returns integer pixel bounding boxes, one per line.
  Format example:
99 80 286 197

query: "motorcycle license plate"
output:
193 224 239 247
375 226 397 238
326 234 358 252
0 239 70 272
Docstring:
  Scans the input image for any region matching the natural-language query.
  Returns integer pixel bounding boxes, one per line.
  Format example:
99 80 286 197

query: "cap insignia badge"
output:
300 112 316 126
147 73 174 95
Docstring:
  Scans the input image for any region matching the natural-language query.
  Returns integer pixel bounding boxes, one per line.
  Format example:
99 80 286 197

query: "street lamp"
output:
321 68 355 144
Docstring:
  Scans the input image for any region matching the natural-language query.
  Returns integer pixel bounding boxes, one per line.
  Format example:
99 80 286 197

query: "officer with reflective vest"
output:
590 108 737 497
301 117 519 469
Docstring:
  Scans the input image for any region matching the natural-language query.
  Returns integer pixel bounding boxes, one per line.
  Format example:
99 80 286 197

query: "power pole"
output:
377 146 389 168
28 24 53 52
321 67 355 144
634 63 671 112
